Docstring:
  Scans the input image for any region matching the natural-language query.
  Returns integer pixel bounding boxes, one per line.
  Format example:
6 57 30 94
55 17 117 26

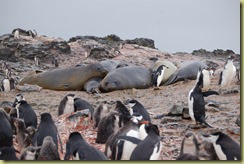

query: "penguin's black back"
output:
0 110 13 148
0 146 18 160
74 98 94 120
129 100 151 122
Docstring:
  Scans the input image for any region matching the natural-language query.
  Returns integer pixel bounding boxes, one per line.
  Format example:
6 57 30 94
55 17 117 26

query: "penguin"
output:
179 132 199 157
201 67 213 91
130 123 162 160
198 140 219 160
14 100 37 128
2 62 7 72
92 103 110 128
126 99 151 122
1 77 15 92
34 56 40 66
32 113 63 153
0 146 19 160
104 114 144 160
152 64 169 88
74 97 94 120
37 136 60 160
0 109 13 148
58 93 75 116
51 57 59 67
13 93 25 107
114 101 131 127
96 111 120 144
13 118 31 152
14 29 20 38
219 55 236 88
64 132 108 160
19 146 41 160
188 68 218 128
202 131 240 160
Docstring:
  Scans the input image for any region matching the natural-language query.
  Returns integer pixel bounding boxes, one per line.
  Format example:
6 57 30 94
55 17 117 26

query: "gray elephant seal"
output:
84 77 103 94
99 66 152 92
18 63 108 91
150 60 177 85
164 61 207 85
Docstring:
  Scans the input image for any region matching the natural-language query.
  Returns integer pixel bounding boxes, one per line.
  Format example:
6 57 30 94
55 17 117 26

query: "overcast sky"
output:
0 0 240 53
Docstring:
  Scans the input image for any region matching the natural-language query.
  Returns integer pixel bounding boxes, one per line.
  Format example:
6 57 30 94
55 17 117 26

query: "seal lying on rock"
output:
164 61 207 85
99 66 152 92
18 63 108 91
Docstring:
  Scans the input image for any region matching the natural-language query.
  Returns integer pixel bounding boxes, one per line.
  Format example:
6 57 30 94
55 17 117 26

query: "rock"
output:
125 38 155 49
168 104 184 116
16 84 42 92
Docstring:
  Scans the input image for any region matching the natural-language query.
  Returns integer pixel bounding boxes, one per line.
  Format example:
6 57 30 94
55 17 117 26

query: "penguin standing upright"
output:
0 109 13 148
219 55 236 88
114 101 131 127
37 136 60 160
13 93 25 107
64 132 108 160
32 113 63 153
74 97 94 120
58 93 75 116
14 29 20 38
126 99 151 122
34 56 40 66
14 100 37 128
152 65 168 88
1 77 15 92
93 103 110 128
188 68 218 128
130 123 162 160
201 67 213 91
202 131 240 160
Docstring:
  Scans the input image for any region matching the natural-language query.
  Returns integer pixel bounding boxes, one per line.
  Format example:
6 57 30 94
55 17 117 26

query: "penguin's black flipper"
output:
218 71 223 85
117 136 142 145
201 120 213 128
202 90 219 97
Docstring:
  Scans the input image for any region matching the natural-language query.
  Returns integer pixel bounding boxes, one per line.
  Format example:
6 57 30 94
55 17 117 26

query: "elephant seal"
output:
18 63 108 91
150 60 177 85
164 61 207 85
84 77 103 93
99 66 152 92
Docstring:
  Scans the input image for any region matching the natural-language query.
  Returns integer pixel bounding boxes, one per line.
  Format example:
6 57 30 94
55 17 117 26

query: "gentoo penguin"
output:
58 93 75 116
74 97 94 120
14 100 37 128
126 99 151 122
219 55 236 88
13 118 31 152
188 68 218 128
34 56 40 66
0 109 13 148
202 131 240 160
13 93 25 107
92 103 110 128
32 113 63 153
104 114 144 159
179 132 199 157
14 29 20 38
19 146 41 160
130 123 162 160
96 111 120 144
0 146 19 160
152 64 168 88
37 136 60 160
114 101 131 127
64 132 108 160
1 77 15 92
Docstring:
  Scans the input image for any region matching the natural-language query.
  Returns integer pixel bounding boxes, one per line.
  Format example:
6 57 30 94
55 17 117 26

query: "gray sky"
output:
0 0 240 53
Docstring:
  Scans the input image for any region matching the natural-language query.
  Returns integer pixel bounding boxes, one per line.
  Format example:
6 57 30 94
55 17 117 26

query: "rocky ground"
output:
0 31 241 160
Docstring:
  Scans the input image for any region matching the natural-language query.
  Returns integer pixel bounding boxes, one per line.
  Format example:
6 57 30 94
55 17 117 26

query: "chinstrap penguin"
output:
58 93 75 116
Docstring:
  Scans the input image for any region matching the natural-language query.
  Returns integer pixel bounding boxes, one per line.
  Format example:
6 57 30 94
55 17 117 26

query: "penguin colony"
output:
0 54 240 160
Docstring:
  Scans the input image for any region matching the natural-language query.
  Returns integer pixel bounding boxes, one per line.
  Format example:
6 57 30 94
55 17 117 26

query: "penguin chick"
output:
19 146 41 160
96 111 120 144
58 93 75 116
64 132 108 160
152 64 169 88
202 131 240 160
37 136 60 160
188 68 215 128
13 118 31 152
126 99 151 122
0 146 19 160
219 55 236 88
179 132 199 157
93 103 110 128
130 123 162 160
74 97 94 120
114 101 130 127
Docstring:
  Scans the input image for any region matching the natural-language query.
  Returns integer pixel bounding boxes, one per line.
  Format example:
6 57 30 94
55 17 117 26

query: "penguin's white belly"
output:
2 79 10 91
121 130 139 160
157 70 165 87
221 64 236 87
188 89 195 121
149 141 162 160
213 144 227 160
202 71 211 91
182 139 197 156
63 103 74 114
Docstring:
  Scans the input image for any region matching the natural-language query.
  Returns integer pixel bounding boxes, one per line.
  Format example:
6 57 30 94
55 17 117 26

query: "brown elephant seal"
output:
150 60 177 85
18 63 108 91
164 61 207 85
99 66 152 92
